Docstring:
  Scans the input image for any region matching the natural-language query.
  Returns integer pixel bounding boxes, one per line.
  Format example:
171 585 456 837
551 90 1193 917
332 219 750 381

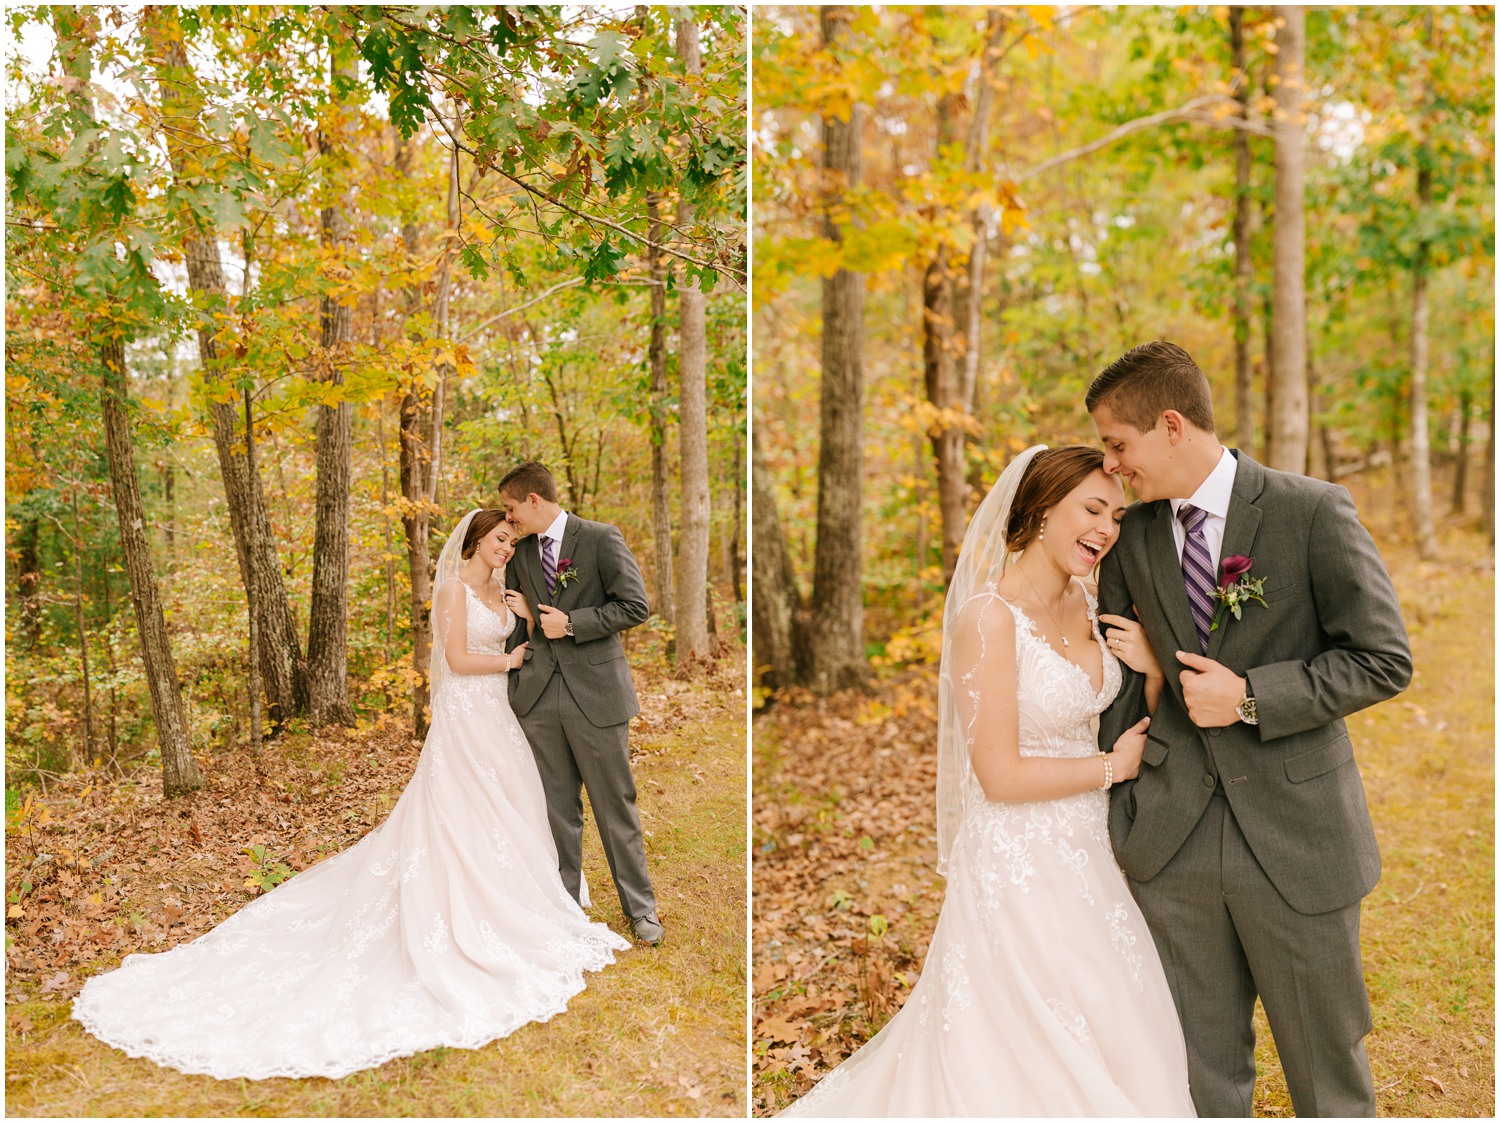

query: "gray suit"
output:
505 514 656 922
1098 451 1412 1117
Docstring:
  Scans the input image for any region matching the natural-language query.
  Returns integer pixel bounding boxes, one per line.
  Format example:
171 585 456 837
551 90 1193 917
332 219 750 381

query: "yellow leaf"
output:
7 905 24 919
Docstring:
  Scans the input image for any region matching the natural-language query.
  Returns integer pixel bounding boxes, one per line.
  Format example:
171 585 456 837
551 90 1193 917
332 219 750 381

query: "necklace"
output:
459 571 502 613
1019 564 1071 648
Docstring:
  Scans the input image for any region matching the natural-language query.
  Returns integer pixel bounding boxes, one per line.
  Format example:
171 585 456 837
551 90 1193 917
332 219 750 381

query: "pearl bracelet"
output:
1099 753 1114 790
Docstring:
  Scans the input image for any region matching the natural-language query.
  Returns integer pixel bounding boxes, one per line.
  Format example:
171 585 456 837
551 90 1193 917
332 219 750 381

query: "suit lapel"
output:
1146 501 1200 664
553 516 584 609
1207 451 1266 662
523 534 547 604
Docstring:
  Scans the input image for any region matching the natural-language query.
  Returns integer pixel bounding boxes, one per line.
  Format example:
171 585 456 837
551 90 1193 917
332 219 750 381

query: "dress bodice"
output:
461 580 514 653
1006 589 1121 760
951 584 1125 871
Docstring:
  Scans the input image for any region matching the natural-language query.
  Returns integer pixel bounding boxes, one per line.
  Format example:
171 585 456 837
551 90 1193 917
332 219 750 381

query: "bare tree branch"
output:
1014 94 1271 184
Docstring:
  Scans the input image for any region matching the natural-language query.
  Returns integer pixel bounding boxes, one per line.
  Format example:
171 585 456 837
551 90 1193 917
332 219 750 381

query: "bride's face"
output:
1041 469 1127 575
476 522 518 569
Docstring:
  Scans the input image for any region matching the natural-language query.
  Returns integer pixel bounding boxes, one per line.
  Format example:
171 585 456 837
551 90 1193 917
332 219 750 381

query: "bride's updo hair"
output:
1004 445 1107 555
460 509 511 559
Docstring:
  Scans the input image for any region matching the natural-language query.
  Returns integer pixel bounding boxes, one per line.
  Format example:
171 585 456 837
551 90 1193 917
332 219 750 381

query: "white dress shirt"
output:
1169 448 1237 571
540 510 569 558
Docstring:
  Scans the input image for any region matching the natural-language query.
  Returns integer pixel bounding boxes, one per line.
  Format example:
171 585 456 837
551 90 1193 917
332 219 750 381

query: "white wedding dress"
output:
782 589 1194 1116
73 579 629 1080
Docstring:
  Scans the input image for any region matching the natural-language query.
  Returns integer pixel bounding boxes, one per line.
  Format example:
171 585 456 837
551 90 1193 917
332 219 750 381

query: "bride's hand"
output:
503 589 534 624
1109 715 1152 782
1098 612 1161 679
506 642 528 671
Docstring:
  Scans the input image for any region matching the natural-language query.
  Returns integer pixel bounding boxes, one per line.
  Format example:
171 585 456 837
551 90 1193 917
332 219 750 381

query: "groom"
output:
498 461 663 946
1090 342 1412 1117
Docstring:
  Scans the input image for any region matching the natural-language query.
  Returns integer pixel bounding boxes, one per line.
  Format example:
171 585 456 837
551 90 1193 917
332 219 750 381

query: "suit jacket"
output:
505 515 650 728
1098 451 1412 915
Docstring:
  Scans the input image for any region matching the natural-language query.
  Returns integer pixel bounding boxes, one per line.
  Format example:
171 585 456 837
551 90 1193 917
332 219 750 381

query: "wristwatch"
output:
563 619 574 637
1236 690 1259 725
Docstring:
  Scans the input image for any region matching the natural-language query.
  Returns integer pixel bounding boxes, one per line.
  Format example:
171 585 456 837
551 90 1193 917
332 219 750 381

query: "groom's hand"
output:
1176 651 1247 727
538 605 571 640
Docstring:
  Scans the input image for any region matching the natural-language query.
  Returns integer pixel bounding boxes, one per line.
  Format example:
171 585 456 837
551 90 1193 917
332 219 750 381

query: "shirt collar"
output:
1171 447 1236 522
541 509 569 544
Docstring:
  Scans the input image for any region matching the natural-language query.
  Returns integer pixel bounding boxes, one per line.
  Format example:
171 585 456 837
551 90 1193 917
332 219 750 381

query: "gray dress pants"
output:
517 671 656 923
1129 793 1377 1117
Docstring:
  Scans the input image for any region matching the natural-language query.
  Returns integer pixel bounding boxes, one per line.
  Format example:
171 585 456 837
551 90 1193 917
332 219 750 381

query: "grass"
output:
6 663 748 1117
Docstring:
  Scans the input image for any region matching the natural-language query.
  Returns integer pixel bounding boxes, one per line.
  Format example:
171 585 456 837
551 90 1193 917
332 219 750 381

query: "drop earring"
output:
1039 518 1046 543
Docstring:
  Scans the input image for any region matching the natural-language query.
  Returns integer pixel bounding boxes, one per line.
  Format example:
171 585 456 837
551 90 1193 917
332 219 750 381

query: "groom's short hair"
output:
1086 341 1216 434
498 461 559 504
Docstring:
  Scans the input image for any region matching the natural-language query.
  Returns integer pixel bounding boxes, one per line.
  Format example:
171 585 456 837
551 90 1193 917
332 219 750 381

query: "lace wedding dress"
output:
73 577 629 1080
782 588 1194 1117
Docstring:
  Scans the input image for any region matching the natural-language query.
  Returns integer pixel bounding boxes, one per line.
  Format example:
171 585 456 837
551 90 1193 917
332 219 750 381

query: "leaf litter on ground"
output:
6 651 748 1117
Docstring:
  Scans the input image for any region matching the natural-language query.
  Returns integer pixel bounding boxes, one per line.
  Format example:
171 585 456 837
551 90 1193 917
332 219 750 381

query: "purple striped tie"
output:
1179 504 1217 653
540 535 558 598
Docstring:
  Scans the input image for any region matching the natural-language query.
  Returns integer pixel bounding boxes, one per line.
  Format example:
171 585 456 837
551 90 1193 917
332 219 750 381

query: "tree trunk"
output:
62 15 201 794
751 428 804 694
1485 349 1495 545
101 583 120 769
394 131 434 739
923 241 966 582
1267 6 1308 475
673 15 711 664
921 90 961 585
806 6 867 694
727 424 744 604
1230 8 1256 455
16 511 41 648
927 15 1005 585
1451 389 1470 516
100 336 203 796
647 191 676 625
1308 343 1332 479
306 56 357 728
150 19 305 725
244 386 263 757
1408 9 1439 560
71 482 95 769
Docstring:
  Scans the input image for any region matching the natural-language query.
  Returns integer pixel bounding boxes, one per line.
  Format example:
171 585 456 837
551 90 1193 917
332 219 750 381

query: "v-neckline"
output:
461 579 507 625
1003 588 1109 700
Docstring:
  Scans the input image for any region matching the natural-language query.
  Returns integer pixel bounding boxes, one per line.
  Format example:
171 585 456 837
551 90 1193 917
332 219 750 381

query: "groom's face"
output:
500 490 544 537
1092 403 1176 503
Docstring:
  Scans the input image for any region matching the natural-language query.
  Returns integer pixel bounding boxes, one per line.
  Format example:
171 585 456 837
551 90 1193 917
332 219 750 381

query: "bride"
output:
779 445 1195 1117
73 508 630 1080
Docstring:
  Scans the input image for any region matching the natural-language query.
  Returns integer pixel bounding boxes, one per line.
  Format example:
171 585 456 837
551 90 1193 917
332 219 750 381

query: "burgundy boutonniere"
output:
1211 554 1268 631
555 558 580 590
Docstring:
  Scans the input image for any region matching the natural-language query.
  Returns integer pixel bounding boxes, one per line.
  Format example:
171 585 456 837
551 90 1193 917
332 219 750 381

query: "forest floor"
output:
5 652 747 1117
753 492 1494 1117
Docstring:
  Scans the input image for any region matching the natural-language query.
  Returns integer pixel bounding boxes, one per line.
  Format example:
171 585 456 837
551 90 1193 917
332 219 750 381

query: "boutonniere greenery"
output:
555 557 580 590
1211 554 1268 631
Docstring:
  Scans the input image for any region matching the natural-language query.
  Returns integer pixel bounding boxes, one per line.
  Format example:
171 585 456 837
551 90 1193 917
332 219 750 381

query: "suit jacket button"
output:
1202 774 1216 789
1209 727 1221 737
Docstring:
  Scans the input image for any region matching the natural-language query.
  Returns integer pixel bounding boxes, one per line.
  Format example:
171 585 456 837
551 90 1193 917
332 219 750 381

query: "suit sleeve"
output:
568 524 650 643
504 561 530 649
1097 534 1148 754
1244 485 1413 741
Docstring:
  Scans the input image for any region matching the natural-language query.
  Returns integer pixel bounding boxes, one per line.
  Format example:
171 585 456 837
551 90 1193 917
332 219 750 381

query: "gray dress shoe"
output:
631 915 665 946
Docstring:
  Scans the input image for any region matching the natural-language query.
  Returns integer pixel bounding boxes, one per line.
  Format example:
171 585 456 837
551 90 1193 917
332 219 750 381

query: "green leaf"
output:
459 244 490 281
101 176 134 220
583 234 626 285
